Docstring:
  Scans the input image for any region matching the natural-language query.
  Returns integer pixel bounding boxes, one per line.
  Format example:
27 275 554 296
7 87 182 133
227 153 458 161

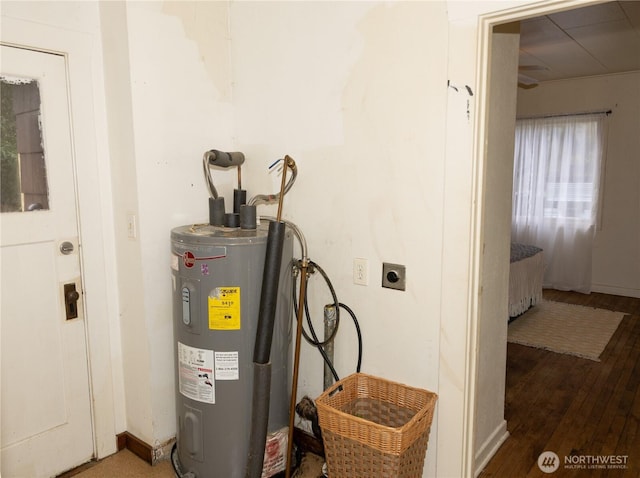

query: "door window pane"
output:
1 76 49 212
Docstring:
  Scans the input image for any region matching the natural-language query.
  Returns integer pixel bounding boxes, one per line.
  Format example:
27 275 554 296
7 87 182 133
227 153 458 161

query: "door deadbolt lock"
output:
64 283 80 320
60 241 74 255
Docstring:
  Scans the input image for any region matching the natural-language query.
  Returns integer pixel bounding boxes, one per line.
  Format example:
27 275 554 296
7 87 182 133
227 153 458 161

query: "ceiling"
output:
517 1 640 86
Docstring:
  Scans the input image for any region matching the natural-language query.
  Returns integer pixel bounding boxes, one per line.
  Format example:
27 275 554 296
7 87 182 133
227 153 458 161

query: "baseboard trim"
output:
591 284 640 299
116 432 153 464
116 432 174 465
474 420 509 477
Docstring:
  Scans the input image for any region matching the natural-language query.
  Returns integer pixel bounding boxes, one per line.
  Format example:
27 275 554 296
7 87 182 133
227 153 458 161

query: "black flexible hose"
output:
291 260 363 381
298 261 340 347
292 267 340 383
338 302 362 373
171 442 180 476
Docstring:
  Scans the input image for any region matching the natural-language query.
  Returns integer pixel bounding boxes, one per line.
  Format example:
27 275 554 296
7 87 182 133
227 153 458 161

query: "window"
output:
513 114 605 225
512 112 607 293
1 76 49 213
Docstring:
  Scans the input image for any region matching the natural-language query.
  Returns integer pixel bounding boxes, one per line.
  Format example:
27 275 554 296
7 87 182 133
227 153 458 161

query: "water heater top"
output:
171 222 271 247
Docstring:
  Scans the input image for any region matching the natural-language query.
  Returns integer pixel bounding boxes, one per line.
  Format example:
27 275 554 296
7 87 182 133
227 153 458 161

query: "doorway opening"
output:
473 0 640 475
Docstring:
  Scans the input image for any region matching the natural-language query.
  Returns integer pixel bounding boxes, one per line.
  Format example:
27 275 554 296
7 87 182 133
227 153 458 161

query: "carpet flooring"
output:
63 449 325 478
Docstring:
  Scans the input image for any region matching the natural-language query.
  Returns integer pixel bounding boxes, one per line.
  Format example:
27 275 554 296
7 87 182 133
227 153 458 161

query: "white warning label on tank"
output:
215 351 239 380
178 342 215 404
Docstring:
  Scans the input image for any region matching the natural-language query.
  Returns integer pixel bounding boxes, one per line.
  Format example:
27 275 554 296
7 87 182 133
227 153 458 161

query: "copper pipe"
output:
285 262 309 478
277 156 294 222
278 154 300 478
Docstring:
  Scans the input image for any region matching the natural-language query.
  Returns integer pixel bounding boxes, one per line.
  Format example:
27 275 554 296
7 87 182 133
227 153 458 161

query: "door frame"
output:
1 17 118 460
464 0 608 475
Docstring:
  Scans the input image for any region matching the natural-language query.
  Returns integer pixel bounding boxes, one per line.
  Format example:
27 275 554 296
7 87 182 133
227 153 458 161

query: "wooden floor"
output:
480 290 640 477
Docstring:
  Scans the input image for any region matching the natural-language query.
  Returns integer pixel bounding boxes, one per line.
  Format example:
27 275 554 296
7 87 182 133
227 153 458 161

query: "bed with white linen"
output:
509 242 544 319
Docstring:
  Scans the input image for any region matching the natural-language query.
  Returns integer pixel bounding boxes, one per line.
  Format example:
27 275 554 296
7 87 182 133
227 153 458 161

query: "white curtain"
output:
512 113 606 293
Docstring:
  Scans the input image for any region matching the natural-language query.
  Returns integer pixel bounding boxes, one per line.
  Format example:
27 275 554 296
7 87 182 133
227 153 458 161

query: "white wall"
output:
231 2 449 473
473 26 520 473
100 1 238 448
99 1 154 445
102 0 454 471
517 72 640 298
128 0 239 446
109 0 452 469
230 0 448 411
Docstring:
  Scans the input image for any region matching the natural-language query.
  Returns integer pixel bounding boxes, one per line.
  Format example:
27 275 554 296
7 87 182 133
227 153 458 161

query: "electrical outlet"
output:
353 258 369 286
127 213 137 240
382 262 406 291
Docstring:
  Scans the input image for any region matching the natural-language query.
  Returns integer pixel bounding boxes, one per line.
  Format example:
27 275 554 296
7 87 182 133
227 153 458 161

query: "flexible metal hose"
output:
248 159 298 206
202 151 219 199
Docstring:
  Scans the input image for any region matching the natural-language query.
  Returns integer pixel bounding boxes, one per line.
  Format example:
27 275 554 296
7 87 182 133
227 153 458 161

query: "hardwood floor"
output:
479 290 640 477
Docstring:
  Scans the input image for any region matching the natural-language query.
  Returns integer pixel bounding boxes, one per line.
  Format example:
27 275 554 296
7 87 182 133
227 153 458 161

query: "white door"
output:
1 45 94 477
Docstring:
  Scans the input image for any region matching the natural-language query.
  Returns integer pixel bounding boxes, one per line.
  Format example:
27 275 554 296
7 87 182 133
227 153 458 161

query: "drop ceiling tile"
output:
517 51 552 82
568 19 640 71
620 1 640 30
520 38 607 79
549 2 625 29
520 16 568 48
517 1 640 83
518 50 551 70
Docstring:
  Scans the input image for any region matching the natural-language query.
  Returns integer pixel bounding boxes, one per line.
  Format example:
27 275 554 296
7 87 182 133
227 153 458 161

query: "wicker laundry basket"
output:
316 373 437 478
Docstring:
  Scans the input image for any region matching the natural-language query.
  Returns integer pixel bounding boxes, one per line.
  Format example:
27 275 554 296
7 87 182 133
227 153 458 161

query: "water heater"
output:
171 222 293 477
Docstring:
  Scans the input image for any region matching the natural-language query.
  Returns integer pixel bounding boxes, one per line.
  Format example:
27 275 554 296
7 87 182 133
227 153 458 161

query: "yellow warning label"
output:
208 287 241 330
